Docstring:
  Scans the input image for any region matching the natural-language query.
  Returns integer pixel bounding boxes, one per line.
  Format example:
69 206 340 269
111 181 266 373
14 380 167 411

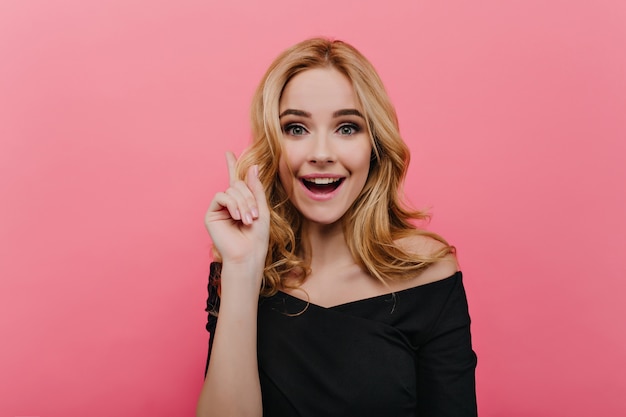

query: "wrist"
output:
219 261 265 299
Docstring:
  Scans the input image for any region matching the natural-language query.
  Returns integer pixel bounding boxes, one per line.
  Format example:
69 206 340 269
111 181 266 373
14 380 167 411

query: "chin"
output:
297 210 342 226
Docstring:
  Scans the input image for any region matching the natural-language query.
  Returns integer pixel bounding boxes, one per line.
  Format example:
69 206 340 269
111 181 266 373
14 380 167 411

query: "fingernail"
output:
251 207 259 218
245 213 253 224
253 165 259 178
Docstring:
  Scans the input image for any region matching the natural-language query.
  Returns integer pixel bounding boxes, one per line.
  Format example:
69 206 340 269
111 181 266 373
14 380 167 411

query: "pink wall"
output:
1 1 624 416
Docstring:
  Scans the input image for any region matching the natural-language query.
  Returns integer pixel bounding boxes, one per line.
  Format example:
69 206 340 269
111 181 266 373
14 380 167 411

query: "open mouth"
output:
301 177 344 194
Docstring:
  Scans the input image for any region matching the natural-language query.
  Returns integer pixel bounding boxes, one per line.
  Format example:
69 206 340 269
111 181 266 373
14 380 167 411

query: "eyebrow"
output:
279 108 365 119
279 109 311 118
333 109 364 118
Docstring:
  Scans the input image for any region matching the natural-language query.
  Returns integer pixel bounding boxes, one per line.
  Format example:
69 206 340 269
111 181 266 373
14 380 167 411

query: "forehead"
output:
279 68 359 112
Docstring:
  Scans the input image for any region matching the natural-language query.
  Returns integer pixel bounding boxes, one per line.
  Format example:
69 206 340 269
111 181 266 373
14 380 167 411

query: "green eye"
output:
338 124 360 135
283 124 308 136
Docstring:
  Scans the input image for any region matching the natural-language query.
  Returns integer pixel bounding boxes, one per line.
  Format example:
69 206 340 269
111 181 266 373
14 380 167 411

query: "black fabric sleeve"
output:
204 262 221 376
415 276 478 416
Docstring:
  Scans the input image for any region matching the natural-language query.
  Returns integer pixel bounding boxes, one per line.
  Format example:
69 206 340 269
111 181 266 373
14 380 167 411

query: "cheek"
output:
277 156 294 194
277 143 306 185
351 143 373 175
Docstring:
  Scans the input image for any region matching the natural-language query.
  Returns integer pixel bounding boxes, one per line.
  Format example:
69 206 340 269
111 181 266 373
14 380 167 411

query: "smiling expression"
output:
278 67 373 226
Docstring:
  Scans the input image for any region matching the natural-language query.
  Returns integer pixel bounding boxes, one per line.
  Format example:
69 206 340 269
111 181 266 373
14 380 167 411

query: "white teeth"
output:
303 177 341 185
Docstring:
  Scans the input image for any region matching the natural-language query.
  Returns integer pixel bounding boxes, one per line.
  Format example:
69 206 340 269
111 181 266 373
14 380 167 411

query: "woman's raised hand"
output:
205 152 270 268
198 152 268 417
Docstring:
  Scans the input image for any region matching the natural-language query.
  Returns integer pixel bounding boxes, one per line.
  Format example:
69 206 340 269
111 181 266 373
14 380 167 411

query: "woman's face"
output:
278 67 372 226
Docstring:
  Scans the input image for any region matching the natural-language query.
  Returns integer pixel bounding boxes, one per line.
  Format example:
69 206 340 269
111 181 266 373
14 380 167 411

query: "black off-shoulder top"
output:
204 262 477 417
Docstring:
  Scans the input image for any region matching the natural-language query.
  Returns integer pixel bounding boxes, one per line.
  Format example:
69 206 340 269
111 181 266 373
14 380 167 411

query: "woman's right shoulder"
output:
206 262 222 314
209 262 222 281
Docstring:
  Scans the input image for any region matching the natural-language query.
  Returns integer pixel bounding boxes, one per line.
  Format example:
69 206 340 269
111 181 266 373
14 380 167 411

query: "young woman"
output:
197 38 477 417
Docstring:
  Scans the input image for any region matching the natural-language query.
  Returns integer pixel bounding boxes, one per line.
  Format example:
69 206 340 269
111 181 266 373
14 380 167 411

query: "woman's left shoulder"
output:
395 234 459 286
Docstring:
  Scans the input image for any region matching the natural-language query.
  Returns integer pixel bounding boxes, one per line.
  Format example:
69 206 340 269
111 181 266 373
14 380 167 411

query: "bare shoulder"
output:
394 234 459 287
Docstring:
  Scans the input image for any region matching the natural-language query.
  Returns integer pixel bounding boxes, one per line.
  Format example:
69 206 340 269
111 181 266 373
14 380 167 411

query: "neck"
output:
303 220 354 272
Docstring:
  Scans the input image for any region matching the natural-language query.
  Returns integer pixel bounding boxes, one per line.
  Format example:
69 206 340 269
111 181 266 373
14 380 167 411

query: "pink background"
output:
1 1 625 416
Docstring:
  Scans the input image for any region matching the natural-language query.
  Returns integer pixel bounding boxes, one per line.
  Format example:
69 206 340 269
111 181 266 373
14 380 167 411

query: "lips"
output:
300 177 344 194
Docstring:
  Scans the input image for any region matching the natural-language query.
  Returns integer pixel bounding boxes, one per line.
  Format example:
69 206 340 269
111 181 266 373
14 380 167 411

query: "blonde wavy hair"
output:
225 38 453 296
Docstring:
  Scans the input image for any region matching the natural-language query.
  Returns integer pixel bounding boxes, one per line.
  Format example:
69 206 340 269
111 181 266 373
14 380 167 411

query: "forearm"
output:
196 263 264 417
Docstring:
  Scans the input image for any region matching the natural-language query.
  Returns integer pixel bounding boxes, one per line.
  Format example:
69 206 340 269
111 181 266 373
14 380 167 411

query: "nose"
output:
308 134 335 164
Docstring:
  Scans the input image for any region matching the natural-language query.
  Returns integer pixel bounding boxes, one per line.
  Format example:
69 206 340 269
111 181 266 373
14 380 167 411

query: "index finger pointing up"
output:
225 151 238 186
